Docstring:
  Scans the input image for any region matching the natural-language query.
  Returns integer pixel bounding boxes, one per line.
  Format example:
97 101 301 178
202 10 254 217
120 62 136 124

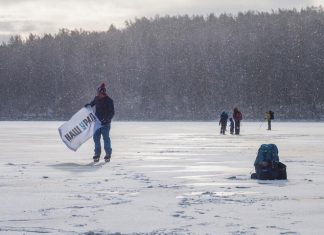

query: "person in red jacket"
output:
233 107 242 135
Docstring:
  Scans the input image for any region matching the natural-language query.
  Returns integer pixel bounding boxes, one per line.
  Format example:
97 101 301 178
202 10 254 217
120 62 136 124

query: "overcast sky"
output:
0 0 323 42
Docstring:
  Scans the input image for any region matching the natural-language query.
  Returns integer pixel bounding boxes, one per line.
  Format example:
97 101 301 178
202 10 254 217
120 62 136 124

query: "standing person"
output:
86 83 114 162
229 118 234 135
233 107 243 135
265 110 274 130
219 112 228 134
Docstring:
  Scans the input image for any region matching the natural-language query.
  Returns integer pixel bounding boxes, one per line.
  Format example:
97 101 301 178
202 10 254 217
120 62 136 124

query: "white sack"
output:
58 107 101 151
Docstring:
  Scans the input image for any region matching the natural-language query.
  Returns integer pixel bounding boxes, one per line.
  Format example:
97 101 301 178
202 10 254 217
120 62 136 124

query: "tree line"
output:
1 7 324 120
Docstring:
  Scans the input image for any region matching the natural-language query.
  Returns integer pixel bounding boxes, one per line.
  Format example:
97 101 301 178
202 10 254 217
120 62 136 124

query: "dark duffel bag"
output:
254 161 287 180
277 162 287 180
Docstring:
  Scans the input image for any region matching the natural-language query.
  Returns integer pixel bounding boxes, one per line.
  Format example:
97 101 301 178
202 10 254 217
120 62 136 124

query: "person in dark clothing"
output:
229 118 234 135
85 83 114 162
233 107 242 135
219 112 228 134
265 110 274 130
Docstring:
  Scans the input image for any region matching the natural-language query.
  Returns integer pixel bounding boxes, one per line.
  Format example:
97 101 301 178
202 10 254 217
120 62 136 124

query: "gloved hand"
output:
101 119 108 126
84 104 91 107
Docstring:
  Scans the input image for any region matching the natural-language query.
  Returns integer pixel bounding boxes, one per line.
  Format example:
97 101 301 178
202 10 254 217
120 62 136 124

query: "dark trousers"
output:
235 120 240 135
220 123 226 134
267 120 271 130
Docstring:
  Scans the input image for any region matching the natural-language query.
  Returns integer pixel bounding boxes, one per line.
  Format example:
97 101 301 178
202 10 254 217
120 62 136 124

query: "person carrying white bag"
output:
85 83 115 162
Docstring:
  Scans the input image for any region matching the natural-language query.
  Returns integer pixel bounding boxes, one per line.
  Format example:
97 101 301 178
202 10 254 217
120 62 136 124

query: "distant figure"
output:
233 107 243 135
85 83 115 162
265 110 274 130
229 118 234 135
219 112 229 134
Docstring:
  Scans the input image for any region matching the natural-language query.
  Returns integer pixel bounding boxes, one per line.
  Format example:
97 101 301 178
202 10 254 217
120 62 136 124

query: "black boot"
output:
104 155 111 162
93 155 100 162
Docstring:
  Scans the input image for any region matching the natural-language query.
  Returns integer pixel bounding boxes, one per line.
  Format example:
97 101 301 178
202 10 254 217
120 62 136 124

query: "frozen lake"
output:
0 121 324 234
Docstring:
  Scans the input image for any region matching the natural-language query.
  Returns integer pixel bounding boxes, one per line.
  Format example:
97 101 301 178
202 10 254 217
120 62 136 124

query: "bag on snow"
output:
254 144 279 165
251 144 287 180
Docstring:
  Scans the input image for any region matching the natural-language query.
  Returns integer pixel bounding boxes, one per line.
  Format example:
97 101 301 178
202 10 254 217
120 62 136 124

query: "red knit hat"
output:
97 83 106 94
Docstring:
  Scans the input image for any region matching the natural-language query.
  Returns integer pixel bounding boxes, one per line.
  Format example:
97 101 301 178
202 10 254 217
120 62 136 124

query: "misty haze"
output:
1 8 324 120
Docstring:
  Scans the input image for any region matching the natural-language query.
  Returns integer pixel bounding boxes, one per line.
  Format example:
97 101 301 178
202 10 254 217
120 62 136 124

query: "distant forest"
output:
1 7 324 120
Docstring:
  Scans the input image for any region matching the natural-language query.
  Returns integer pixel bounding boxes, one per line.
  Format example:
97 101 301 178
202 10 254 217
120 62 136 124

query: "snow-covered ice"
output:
0 121 324 234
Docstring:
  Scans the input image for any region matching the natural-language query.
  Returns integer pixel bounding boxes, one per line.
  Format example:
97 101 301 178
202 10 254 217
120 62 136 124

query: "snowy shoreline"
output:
0 122 324 234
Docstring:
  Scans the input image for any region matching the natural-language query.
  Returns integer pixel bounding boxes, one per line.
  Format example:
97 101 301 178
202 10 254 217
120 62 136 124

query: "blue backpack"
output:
254 144 279 166
220 112 228 121
252 144 287 180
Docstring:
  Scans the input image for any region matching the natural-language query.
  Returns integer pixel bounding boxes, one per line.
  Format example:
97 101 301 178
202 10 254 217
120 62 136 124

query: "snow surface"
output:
0 121 324 235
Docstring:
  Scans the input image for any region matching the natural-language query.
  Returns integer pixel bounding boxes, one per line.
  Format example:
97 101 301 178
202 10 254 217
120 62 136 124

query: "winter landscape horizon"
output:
1 121 324 234
2 1 324 234
2 8 324 120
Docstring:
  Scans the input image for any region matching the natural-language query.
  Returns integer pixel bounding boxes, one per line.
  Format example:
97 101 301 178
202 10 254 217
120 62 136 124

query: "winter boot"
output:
104 154 111 162
93 155 100 163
